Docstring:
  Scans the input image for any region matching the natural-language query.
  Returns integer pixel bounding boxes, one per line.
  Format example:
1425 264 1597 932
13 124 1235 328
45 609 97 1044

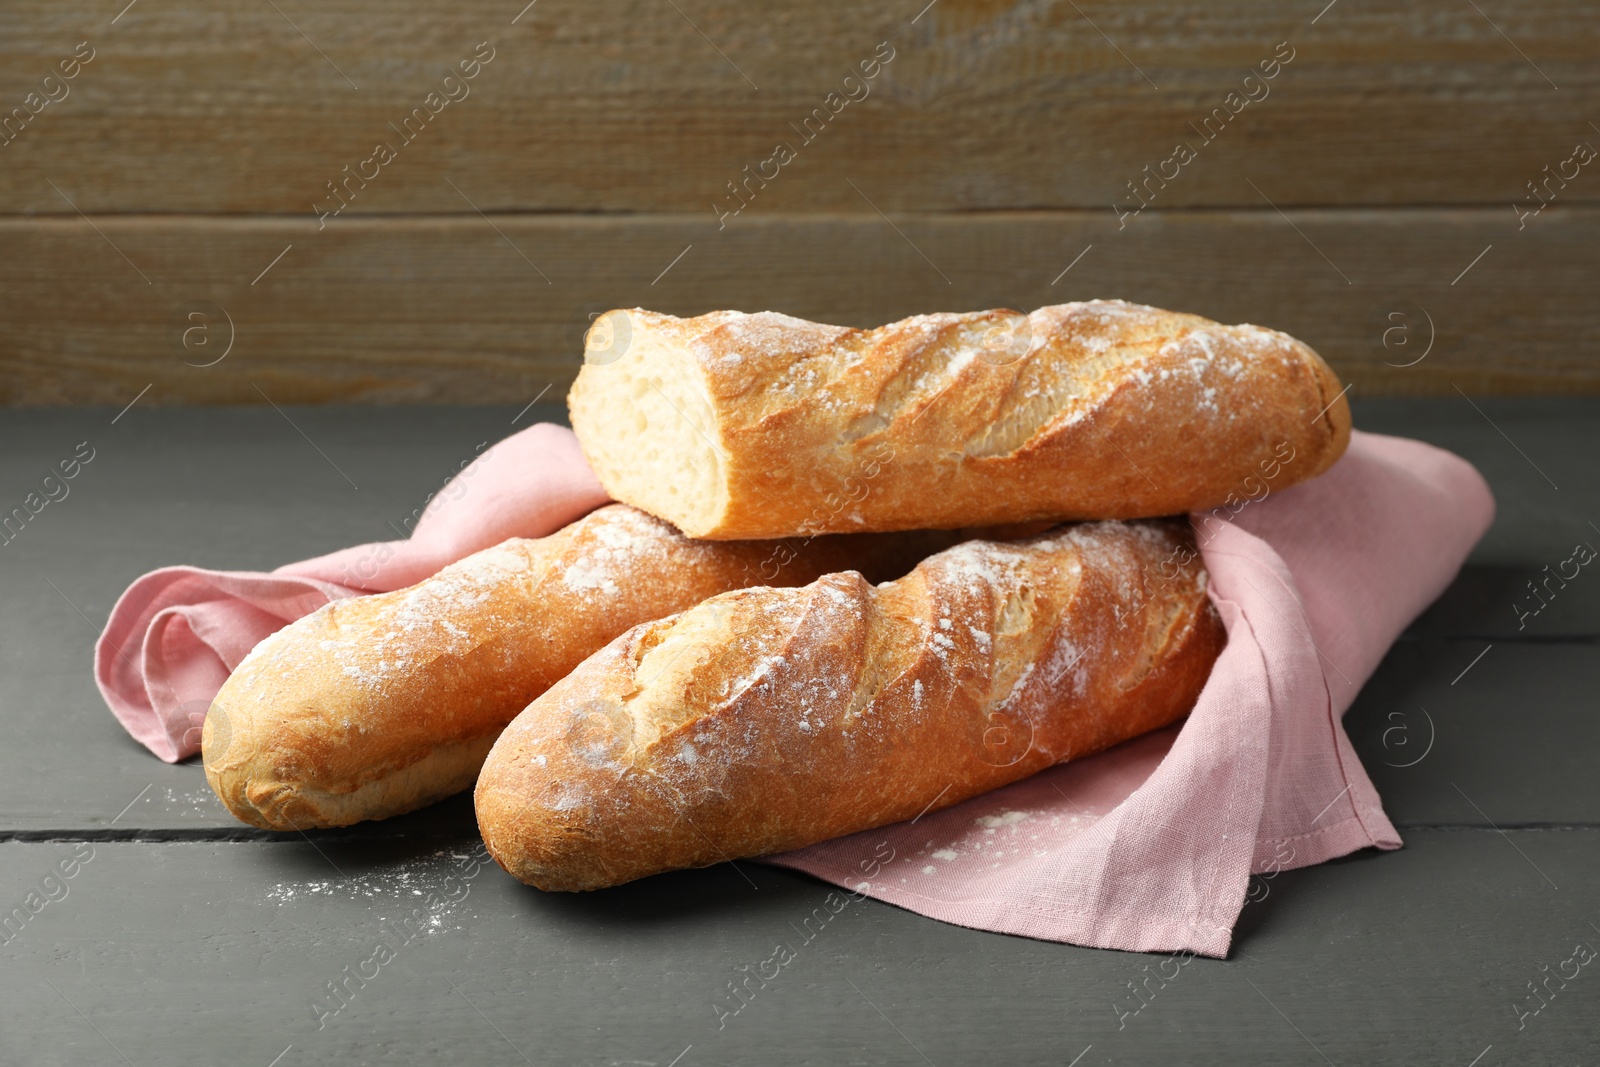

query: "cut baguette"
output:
568 300 1350 539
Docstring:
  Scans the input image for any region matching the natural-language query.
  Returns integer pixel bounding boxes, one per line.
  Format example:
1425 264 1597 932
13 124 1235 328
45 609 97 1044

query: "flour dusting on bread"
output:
476 518 1224 891
569 300 1349 539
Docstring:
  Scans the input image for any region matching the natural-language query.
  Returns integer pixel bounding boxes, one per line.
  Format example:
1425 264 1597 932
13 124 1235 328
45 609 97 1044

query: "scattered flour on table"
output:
160 786 229 819
264 847 484 910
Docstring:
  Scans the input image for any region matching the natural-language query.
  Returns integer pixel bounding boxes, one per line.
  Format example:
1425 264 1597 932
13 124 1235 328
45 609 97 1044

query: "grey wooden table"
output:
1 399 1595 1066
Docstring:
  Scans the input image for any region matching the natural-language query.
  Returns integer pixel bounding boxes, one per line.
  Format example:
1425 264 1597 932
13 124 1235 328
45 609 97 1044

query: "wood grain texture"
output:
3 210 1598 405
1 0 1597 213
0 832 1596 1064
4 0 1597 400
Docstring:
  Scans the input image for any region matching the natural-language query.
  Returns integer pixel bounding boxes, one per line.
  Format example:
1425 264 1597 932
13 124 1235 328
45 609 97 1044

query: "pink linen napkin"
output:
771 430 1494 956
96 424 1492 958
95 423 609 762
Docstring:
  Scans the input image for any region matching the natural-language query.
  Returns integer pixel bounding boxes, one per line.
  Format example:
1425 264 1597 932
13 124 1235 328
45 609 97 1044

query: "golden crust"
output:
568 300 1352 539
475 519 1226 891
202 504 957 830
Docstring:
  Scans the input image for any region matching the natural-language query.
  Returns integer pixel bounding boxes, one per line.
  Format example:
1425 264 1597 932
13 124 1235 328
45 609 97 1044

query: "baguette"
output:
203 504 960 830
475 519 1224 891
568 300 1350 539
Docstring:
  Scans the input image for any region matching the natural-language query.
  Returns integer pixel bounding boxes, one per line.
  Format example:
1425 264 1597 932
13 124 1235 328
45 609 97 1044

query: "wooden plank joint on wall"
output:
1 209 1595 404
2 0 1597 400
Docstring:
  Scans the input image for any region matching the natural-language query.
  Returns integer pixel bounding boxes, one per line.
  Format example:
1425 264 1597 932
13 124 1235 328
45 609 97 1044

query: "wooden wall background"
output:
1 0 1597 404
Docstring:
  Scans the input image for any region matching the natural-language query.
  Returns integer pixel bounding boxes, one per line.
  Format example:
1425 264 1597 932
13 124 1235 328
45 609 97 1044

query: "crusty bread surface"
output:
475 519 1226 891
568 300 1350 539
202 504 959 830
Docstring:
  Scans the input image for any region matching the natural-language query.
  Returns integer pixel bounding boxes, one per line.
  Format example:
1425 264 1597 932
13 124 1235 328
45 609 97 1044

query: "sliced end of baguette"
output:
569 309 729 537
567 302 1354 539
